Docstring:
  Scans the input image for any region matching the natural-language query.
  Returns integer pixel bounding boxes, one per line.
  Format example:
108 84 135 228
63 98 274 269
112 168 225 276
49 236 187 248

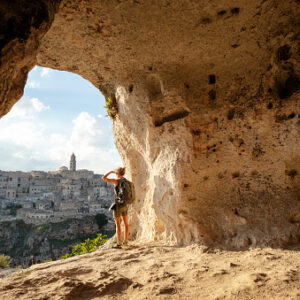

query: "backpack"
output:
115 178 135 207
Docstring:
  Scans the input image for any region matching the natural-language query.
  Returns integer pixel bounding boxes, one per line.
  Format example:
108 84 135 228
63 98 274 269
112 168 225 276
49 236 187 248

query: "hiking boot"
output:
112 244 122 249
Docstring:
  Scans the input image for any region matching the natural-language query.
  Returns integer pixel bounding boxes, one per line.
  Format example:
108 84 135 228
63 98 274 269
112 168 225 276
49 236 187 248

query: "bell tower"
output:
70 153 76 171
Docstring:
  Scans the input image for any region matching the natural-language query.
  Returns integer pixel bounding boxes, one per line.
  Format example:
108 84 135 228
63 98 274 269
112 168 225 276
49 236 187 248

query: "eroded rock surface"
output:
0 243 300 299
0 0 60 116
1 0 300 248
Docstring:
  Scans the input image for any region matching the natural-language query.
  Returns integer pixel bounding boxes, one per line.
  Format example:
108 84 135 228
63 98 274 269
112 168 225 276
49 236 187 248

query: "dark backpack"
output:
115 178 135 207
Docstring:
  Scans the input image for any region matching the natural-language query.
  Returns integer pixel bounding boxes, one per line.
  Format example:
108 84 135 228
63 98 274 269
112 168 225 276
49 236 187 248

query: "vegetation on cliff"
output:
104 96 118 119
0 255 11 268
61 233 107 259
0 214 112 267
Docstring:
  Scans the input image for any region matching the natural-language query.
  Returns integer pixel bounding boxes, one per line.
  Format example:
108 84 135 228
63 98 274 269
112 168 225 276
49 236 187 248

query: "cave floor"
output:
0 241 299 299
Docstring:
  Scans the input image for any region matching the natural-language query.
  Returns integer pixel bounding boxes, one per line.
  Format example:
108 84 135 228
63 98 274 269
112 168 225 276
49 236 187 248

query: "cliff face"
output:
0 215 110 267
0 0 299 248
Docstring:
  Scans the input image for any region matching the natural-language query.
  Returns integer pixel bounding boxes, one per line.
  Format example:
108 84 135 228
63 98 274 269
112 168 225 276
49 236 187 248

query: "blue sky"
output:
0 66 122 174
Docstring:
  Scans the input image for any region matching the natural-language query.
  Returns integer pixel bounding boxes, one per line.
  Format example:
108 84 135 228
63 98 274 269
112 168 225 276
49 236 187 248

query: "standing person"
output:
102 167 129 249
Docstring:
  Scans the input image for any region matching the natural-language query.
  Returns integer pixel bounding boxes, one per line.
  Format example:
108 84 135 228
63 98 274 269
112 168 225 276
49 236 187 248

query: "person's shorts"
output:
113 204 128 218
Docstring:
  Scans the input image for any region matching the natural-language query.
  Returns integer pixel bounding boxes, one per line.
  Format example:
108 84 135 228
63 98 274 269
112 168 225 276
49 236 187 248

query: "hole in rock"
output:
288 112 295 119
146 75 163 98
232 171 240 178
129 84 134 93
227 108 235 120
277 45 291 61
277 74 300 99
217 10 227 16
285 169 298 179
154 110 190 127
231 7 240 14
208 89 216 100
267 102 273 109
209 75 216 84
0 66 122 174
201 17 211 24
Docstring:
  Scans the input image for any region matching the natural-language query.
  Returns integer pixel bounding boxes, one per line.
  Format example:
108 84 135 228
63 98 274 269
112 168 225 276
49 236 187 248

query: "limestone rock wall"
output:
0 0 60 117
0 0 299 248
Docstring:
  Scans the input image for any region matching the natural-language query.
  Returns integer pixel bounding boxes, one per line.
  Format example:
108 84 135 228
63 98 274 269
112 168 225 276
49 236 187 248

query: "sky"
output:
0 66 122 174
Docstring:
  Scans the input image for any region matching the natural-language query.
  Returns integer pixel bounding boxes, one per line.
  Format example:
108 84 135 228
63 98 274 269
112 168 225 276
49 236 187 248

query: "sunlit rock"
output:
0 0 299 248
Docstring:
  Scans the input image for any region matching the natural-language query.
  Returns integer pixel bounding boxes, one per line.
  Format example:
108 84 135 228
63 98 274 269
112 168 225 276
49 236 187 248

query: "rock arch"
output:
1 0 300 248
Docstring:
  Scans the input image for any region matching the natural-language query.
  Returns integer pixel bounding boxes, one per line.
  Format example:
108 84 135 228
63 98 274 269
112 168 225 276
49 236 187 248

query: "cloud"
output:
13 152 25 159
2 97 49 122
31 98 50 112
27 80 40 88
50 133 67 144
0 109 121 174
47 112 121 173
0 121 46 149
40 67 52 77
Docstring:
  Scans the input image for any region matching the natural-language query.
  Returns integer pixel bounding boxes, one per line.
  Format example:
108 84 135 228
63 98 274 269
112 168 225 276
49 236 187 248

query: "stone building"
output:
70 153 76 171
6 189 16 200
0 153 114 224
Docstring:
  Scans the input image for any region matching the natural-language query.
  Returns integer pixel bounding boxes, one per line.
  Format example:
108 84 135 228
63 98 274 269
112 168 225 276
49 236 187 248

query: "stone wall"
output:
0 0 299 248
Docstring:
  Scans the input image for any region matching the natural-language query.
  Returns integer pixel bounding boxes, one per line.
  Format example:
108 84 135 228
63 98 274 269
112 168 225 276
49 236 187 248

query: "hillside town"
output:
0 154 114 224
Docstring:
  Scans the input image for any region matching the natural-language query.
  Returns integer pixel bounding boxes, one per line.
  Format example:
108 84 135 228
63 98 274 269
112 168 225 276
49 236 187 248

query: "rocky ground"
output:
0 241 299 299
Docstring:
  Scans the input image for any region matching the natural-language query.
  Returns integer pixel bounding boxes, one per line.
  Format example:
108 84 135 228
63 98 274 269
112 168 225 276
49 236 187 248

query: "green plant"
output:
61 253 72 260
0 254 12 268
37 224 49 231
104 96 118 119
43 259 53 263
61 233 107 259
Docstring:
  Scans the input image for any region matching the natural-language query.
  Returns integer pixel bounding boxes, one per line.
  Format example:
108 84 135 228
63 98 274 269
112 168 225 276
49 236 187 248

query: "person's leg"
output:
114 216 122 245
121 215 129 243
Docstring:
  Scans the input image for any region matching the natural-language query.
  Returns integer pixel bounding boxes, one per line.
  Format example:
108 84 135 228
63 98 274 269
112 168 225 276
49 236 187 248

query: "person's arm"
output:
102 171 118 185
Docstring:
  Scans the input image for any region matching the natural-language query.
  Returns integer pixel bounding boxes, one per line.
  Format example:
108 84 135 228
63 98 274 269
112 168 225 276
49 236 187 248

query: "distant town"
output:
0 154 114 224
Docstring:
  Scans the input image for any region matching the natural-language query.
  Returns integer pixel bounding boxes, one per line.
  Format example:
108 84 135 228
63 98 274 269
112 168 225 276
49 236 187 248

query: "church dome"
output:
59 166 68 172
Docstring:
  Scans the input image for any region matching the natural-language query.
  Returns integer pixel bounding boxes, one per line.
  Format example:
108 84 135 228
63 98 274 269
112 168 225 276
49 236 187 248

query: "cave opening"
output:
0 66 122 174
